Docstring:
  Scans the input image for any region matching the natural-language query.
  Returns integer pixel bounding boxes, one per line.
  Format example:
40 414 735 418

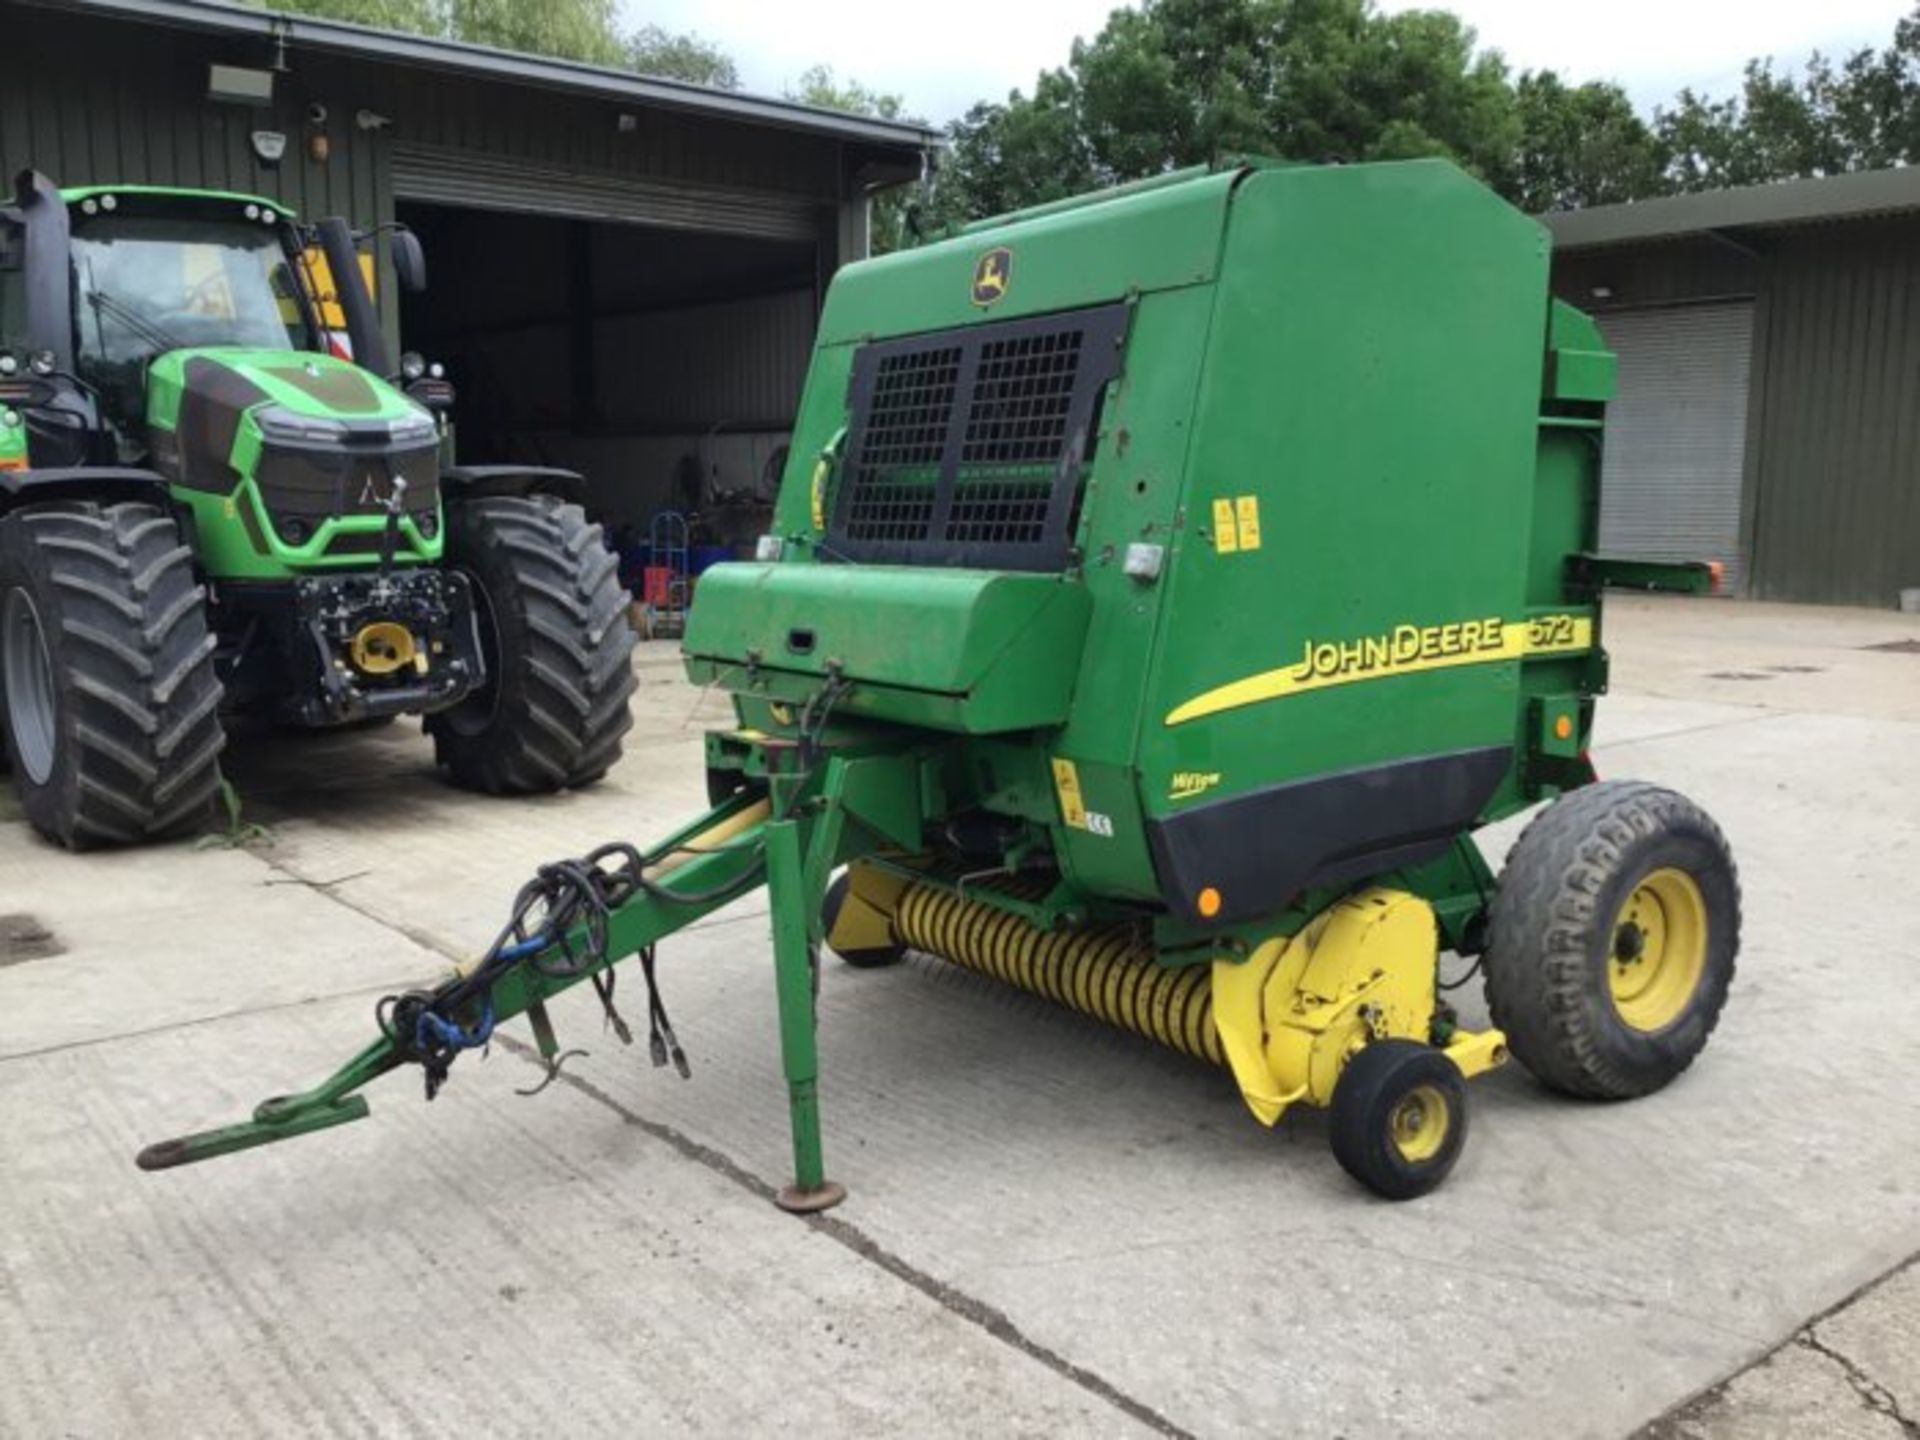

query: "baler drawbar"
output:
141 158 1739 1202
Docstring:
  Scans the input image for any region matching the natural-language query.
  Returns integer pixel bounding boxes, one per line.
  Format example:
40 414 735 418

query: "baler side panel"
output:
1045 285 1225 901
1138 162 1553 924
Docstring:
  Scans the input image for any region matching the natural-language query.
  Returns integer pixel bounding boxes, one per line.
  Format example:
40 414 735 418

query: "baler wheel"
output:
1328 1039 1469 1200
1484 781 1739 1099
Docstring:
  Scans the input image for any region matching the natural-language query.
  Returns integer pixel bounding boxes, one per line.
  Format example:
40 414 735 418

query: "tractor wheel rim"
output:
1389 1083 1451 1163
2 587 58 786
1609 866 1709 1032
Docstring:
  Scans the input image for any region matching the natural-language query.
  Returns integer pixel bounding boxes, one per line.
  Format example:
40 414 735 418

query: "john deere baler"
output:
142 159 1739 1203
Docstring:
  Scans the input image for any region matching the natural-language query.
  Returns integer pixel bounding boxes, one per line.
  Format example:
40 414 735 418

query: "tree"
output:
783 66 923 254
445 0 623 64
938 74 1096 224
1509 71 1665 211
247 0 441 29
786 65 905 121
254 0 629 68
930 0 1920 229
628 25 740 89
934 0 1526 221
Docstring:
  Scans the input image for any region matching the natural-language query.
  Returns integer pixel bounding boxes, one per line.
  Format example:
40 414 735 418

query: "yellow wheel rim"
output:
1389 1084 1451 1163
1608 866 1709 1032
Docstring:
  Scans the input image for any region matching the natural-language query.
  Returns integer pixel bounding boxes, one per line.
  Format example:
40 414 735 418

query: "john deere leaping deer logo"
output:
971 247 1012 306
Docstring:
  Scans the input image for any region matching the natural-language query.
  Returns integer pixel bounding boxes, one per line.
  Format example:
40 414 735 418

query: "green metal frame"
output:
138 739 935 1206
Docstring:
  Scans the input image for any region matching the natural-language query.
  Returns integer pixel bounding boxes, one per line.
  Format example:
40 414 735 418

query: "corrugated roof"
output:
26 0 937 150
1546 165 1920 250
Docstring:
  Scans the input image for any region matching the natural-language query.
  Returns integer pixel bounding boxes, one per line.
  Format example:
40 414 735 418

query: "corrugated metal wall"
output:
0 5 852 337
0 11 388 244
1746 217 1920 607
1595 304 1755 592
1556 219 1920 608
381 64 840 203
595 288 815 431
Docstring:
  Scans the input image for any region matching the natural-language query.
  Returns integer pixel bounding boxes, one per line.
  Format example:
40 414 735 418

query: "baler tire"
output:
428 495 636 795
1329 1039 1468 1201
1484 781 1739 1100
821 870 905 968
0 501 225 849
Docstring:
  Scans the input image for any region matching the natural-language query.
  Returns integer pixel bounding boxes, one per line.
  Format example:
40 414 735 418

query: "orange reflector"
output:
0 456 25 472
1553 714 1573 740
1197 886 1222 919
1706 560 1725 592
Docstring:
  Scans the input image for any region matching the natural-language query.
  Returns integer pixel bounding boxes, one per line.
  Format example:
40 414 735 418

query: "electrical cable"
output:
373 669 850 1100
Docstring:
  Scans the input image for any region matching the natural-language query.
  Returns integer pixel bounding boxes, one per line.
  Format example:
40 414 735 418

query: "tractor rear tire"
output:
1484 781 1739 1100
428 494 636 794
0 502 225 849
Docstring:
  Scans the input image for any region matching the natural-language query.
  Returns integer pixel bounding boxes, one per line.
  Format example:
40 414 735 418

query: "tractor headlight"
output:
0 351 17 377
754 534 785 562
388 412 437 446
255 405 349 446
399 351 427 383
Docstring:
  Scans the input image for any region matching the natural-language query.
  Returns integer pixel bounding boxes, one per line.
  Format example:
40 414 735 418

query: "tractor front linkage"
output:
138 721 926 1214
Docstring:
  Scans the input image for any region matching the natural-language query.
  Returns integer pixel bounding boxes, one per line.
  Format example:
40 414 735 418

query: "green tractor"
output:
0 172 636 848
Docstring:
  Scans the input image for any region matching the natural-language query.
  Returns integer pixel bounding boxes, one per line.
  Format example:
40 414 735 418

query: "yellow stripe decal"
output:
1165 614 1593 727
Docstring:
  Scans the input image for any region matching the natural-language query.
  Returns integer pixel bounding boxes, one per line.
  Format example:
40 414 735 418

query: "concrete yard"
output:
2 594 1917 1438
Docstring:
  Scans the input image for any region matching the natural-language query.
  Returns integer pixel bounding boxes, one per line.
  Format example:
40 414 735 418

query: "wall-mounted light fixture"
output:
209 64 275 107
251 131 288 167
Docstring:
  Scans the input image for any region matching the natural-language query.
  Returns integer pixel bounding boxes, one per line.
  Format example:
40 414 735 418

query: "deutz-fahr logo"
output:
971 247 1012 306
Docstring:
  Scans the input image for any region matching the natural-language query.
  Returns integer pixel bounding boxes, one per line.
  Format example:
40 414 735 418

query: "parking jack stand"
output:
765 814 845 1214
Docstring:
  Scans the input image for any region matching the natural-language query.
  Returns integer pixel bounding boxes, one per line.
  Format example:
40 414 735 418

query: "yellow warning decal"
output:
1165 613 1594 726
1211 495 1262 554
1211 498 1238 555
1051 757 1088 829
1234 495 1261 551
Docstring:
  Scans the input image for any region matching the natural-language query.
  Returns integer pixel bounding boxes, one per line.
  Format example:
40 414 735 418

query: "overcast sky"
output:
623 0 1912 124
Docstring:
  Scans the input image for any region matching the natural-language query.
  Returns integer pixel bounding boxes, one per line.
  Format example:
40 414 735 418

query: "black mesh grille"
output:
840 346 958 545
830 304 1126 569
254 442 440 538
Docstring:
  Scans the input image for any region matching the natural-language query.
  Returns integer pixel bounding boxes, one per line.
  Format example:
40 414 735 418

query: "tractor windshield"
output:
72 215 313 371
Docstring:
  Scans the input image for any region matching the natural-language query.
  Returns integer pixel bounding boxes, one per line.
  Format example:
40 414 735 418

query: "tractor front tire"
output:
0 502 225 849
1484 780 1739 1100
428 495 636 794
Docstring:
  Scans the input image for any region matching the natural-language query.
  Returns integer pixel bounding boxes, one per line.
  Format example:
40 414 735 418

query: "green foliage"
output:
628 25 740 89
786 65 906 121
255 0 441 28
253 0 637 71
784 67 924 254
446 0 623 65
1510 71 1664 213
1654 22 1920 191
930 0 1920 227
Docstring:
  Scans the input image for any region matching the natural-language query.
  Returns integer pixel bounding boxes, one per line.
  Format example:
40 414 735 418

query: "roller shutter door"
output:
390 143 822 242
1595 303 1754 593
